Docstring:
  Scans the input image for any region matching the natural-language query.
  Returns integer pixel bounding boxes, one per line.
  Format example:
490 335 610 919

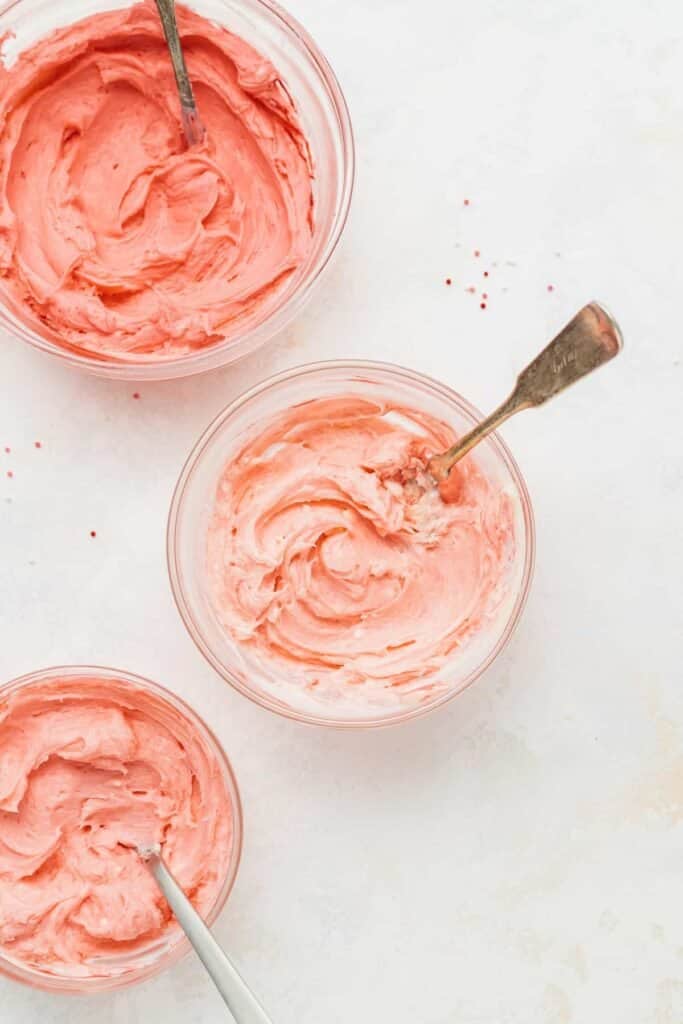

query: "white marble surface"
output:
1 0 682 1020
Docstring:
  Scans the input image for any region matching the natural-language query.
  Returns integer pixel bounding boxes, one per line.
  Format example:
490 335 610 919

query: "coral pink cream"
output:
0 2 314 359
208 396 516 708
0 676 233 976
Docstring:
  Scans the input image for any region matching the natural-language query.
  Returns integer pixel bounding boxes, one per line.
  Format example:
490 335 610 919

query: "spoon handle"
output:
140 846 273 1023
153 0 204 146
429 302 623 479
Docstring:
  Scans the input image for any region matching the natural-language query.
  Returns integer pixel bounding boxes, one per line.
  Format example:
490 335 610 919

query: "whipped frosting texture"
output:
207 396 517 709
0 675 234 975
0 2 314 359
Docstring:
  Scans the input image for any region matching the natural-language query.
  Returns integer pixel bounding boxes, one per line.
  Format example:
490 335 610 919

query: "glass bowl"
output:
0 0 354 380
0 665 243 992
168 361 536 728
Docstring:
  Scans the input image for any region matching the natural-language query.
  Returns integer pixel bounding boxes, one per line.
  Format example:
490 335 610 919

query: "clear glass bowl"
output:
168 361 536 728
0 665 243 992
0 0 354 380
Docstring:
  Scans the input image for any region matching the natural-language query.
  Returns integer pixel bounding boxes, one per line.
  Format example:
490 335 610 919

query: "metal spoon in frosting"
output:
138 844 272 1023
428 302 623 484
153 0 205 147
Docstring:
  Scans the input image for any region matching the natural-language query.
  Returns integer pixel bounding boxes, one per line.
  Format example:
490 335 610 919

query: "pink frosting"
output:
0 2 314 360
0 676 233 976
207 396 516 708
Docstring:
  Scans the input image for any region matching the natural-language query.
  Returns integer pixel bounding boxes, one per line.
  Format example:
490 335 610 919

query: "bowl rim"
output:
0 0 356 380
167 358 537 729
0 664 244 992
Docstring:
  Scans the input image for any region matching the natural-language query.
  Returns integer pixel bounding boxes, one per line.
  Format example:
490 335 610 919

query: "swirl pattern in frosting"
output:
0 2 314 359
0 675 234 975
207 396 516 708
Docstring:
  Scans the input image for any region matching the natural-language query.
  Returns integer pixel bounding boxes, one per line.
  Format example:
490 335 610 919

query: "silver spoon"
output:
153 0 205 147
428 302 623 482
138 844 272 1023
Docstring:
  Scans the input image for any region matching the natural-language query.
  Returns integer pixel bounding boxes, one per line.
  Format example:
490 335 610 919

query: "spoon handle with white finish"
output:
429 302 623 480
140 846 273 1023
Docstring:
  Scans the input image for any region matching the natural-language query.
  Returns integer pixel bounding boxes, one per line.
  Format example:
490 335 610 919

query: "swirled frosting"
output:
0 2 314 360
207 396 516 709
0 675 233 976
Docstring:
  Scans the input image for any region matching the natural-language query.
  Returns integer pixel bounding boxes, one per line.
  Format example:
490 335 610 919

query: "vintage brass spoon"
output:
428 302 623 482
154 0 205 147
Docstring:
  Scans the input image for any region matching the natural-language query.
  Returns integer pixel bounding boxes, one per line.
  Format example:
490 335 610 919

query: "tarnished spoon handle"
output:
512 302 623 407
153 0 204 146
429 302 623 479
140 846 273 1023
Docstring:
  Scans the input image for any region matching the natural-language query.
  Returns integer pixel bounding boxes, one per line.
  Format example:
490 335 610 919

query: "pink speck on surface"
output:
34 441 42 449
547 284 555 292
474 250 481 258
466 286 476 294
482 293 488 300
4 447 10 454
464 198 470 206
7 470 13 479
132 392 141 400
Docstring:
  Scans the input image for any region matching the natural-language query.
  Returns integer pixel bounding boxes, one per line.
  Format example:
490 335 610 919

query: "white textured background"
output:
2 0 682 1021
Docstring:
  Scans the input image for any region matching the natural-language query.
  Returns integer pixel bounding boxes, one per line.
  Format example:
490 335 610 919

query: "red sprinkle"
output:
483 271 489 278
482 293 488 300
547 284 555 292
4 447 10 454
474 250 481 258
90 530 97 538
132 392 141 400
6 470 13 479
480 303 487 310
445 278 452 286
34 441 42 449
464 198 470 206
